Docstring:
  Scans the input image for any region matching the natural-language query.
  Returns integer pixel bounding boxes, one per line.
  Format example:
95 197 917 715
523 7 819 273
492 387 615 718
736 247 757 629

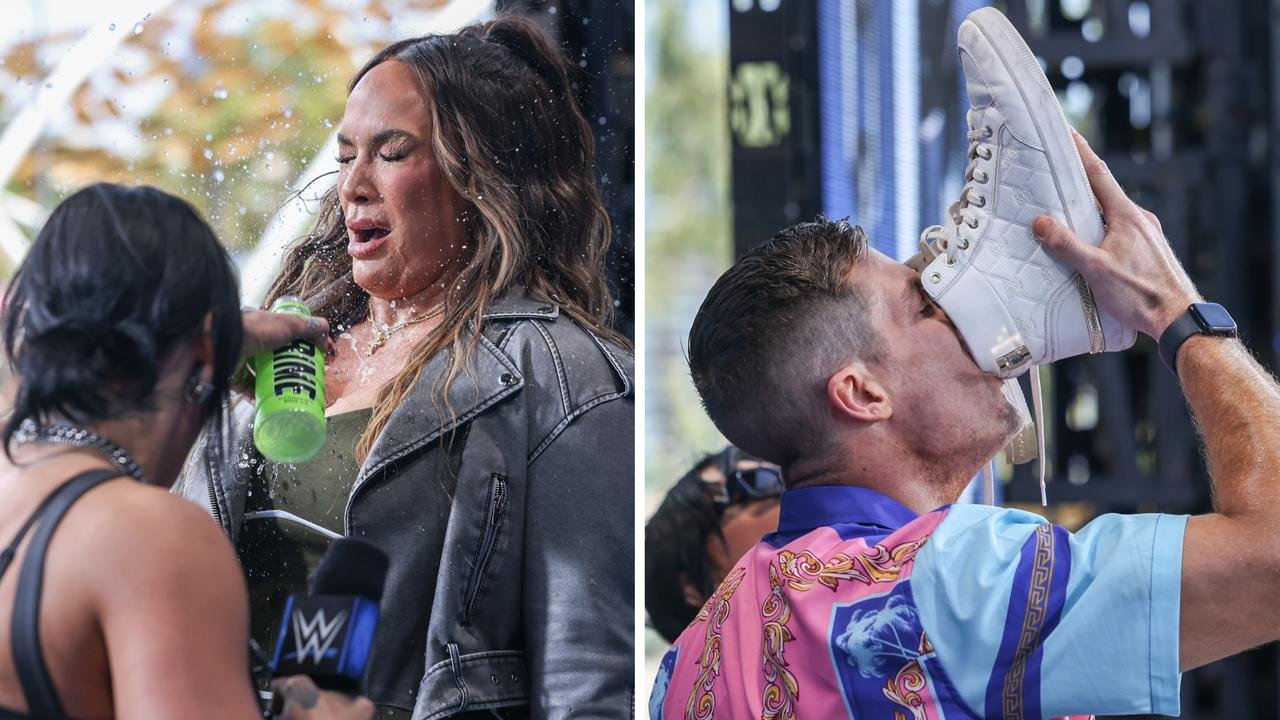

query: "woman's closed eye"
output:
336 148 410 164
378 142 414 162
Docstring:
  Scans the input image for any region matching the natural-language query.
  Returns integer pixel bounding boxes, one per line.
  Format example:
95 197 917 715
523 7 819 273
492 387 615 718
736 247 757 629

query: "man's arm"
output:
1176 336 1280 668
1034 132 1280 671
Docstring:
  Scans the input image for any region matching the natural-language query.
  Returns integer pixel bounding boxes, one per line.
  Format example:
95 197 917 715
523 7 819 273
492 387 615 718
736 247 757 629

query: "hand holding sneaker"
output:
910 6 1147 505
1032 131 1202 341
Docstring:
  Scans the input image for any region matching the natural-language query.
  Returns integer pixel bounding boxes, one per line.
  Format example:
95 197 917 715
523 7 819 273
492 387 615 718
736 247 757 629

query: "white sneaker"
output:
912 7 1135 379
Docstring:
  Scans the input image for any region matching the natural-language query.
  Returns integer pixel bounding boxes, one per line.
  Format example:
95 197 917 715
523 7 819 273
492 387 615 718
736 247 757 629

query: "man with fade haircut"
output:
649 133 1280 717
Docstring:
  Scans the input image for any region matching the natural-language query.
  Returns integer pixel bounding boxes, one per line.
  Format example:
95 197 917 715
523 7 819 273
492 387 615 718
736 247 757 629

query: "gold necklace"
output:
367 303 445 356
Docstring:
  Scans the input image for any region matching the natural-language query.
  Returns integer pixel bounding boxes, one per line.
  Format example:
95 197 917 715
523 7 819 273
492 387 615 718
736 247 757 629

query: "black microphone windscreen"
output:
311 537 389 600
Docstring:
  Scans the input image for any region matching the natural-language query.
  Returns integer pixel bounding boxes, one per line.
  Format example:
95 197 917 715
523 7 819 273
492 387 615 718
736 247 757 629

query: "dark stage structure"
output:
502 0 635 340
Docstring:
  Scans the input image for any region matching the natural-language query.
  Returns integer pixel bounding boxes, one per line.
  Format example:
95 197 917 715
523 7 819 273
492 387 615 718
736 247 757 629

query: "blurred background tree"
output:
643 0 730 677
0 0 461 278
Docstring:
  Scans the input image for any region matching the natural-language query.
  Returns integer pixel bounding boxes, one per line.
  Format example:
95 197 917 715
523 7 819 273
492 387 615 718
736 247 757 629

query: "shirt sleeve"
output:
910 505 1187 718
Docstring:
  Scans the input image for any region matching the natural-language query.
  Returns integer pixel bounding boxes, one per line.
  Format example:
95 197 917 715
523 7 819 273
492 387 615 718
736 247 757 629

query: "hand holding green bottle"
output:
241 297 331 463
240 307 331 360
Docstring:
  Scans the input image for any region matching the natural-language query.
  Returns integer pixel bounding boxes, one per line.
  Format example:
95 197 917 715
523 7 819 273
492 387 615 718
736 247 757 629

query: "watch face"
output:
1192 303 1237 333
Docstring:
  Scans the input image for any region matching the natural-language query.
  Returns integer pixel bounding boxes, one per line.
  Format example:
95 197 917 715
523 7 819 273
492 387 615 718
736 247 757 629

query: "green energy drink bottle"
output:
252 296 327 463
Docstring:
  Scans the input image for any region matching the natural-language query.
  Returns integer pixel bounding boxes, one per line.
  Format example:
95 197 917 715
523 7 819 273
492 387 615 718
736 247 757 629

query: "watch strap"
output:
1158 310 1201 375
1158 305 1232 375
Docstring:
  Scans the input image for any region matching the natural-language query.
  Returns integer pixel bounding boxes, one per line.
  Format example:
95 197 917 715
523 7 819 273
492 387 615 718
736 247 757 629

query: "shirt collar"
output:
777 485 920 533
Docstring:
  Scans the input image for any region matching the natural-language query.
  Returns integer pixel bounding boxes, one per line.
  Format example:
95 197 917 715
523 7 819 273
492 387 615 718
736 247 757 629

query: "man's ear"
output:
827 362 892 423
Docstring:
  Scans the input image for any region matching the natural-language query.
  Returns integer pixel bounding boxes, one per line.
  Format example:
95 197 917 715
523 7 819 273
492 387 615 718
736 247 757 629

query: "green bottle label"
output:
252 297 327 463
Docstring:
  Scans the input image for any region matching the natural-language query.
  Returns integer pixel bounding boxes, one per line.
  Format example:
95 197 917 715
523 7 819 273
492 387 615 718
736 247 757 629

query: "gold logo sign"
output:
729 62 790 148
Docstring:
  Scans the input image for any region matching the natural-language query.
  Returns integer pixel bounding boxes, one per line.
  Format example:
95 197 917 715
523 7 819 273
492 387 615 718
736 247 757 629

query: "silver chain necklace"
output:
13 419 147 483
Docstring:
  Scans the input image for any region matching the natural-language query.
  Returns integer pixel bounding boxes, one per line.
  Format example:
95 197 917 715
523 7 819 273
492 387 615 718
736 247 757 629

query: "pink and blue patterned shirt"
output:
650 485 1187 719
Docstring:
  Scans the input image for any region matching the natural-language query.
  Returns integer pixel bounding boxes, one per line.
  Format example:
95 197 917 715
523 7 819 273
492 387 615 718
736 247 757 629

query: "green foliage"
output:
644 0 730 512
0 0 451 254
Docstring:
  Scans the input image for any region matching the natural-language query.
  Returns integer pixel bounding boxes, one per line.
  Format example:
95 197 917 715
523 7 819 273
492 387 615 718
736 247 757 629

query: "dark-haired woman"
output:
179 15 633 720
0 183 372 719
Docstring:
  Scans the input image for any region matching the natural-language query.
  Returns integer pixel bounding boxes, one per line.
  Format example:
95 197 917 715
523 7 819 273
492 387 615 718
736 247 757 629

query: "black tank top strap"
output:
0 483 75 581
4 468 124 719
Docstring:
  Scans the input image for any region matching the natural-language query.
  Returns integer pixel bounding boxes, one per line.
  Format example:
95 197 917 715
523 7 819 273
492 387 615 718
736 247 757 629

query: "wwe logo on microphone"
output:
289 607 349 664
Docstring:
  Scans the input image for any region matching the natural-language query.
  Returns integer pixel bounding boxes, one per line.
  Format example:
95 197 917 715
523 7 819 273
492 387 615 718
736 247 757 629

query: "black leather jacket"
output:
177 295 634 719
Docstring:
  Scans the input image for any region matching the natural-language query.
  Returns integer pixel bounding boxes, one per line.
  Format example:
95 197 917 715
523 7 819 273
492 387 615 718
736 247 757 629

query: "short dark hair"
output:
687 217 879 466
2 183 243 456
644 452 722 643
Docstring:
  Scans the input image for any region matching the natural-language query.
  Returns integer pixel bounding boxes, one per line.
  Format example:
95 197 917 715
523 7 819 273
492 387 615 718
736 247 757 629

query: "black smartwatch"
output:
1157 302 1237 375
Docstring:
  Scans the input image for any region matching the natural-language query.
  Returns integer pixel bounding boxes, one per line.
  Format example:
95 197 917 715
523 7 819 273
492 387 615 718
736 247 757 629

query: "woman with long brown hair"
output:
179 15 633 720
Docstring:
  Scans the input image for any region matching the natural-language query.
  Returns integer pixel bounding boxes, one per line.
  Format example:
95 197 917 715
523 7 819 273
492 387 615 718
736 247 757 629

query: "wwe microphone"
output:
270 537 389 695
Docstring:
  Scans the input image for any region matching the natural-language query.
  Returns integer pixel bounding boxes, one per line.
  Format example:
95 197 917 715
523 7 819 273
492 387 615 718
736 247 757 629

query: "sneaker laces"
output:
1029 368 1046 506
918 119 994 265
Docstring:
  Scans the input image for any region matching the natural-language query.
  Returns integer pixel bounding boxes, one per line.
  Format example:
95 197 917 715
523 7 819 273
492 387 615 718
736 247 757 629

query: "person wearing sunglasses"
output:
644 446 783 643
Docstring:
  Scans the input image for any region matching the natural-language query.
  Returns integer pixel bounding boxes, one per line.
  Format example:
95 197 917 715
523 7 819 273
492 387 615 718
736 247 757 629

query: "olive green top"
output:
238 408 409 720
